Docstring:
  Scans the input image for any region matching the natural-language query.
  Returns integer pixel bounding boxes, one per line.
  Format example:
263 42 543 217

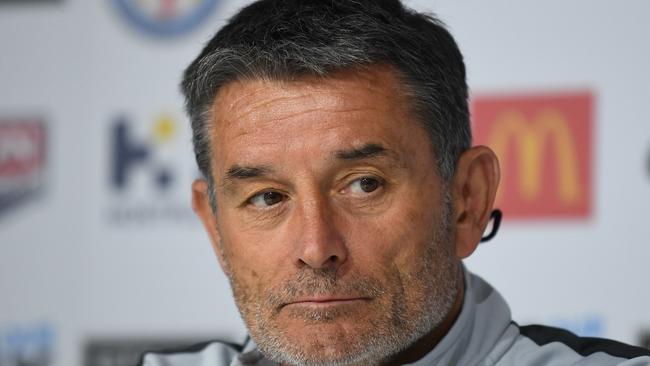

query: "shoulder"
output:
138 339 245 366
497 323 650 366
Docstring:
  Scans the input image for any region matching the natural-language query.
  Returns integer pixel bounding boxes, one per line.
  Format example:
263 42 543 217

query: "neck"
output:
382 264 465 366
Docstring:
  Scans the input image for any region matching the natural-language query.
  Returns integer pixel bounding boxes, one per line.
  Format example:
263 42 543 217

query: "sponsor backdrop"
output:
1 0 649 365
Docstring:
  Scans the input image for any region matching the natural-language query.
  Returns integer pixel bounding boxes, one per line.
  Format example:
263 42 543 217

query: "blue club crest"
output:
113 0 219 37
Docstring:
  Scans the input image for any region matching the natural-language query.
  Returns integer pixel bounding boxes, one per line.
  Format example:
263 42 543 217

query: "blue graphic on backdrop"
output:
113 0 219 37
0 322 55 366
549 314 606 338
112 116 173 192
0 119 46 219
107 113 197 225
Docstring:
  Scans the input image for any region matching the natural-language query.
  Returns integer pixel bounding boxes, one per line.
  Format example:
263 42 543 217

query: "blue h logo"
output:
110 116 173 191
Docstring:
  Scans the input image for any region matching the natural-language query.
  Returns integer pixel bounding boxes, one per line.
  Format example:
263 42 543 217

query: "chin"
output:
253 320 396 366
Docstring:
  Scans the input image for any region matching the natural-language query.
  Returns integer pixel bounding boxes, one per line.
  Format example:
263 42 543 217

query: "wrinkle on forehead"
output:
208 65 422 178
211 66 407 131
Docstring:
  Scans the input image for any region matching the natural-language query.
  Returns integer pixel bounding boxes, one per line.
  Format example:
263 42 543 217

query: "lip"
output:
283 297 369 307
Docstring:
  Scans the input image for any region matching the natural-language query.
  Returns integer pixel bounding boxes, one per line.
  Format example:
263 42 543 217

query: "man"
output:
141 0 650 365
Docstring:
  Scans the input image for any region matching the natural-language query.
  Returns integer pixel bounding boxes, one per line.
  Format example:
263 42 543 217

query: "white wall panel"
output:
1 1 649 364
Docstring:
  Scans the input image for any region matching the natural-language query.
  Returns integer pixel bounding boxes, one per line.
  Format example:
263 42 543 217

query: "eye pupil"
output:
263 191 283 205
359 177 379 193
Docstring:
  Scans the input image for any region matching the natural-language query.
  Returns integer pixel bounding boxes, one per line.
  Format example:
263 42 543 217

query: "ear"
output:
451 146 500 259
192 179 229 275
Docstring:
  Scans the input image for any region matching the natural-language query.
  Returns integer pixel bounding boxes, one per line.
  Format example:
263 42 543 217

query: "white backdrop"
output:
1 1 649 365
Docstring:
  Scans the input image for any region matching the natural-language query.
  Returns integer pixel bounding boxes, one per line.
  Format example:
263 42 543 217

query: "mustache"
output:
265 267 384 308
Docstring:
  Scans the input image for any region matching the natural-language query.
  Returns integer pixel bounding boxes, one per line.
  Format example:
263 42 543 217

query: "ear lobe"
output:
192 179 229 274
451 146 500 259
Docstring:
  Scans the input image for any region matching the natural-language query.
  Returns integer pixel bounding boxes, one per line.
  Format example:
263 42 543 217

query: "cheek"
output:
217 213 293 289
340 211 427 291
345 199 438 272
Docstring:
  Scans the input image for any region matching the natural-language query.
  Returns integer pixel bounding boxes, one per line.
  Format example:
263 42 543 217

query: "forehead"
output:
214 66 408 121
208 66 430 174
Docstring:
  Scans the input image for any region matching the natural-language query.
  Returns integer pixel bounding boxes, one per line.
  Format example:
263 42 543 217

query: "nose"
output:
294 197 348 270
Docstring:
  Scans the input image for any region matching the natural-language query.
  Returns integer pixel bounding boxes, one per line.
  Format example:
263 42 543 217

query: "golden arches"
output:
487 109 581 206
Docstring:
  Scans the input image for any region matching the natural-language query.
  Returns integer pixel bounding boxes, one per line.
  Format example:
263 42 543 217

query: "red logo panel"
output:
0 120 46 177
471 92 593 219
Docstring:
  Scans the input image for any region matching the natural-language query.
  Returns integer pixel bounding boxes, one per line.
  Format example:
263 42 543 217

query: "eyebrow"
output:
221 143 400 192
335 143 389 160
223 165 274 185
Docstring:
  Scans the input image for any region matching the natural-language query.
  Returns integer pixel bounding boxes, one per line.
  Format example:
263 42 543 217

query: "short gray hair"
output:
181 0 471 209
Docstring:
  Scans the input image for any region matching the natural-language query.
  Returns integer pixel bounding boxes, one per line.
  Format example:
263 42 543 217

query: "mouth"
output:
283 297 370 308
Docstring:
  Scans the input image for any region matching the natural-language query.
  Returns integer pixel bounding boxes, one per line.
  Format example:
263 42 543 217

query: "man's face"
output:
206 66 461 365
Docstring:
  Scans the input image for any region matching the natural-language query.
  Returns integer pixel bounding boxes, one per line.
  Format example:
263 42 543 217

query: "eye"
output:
248 191 285 208
348 177 382 194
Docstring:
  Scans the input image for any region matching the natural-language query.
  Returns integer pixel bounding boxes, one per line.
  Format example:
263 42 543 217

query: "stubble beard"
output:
223 194 459 366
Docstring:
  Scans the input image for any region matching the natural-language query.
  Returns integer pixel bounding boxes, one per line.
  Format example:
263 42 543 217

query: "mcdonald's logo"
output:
472 92 593 219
